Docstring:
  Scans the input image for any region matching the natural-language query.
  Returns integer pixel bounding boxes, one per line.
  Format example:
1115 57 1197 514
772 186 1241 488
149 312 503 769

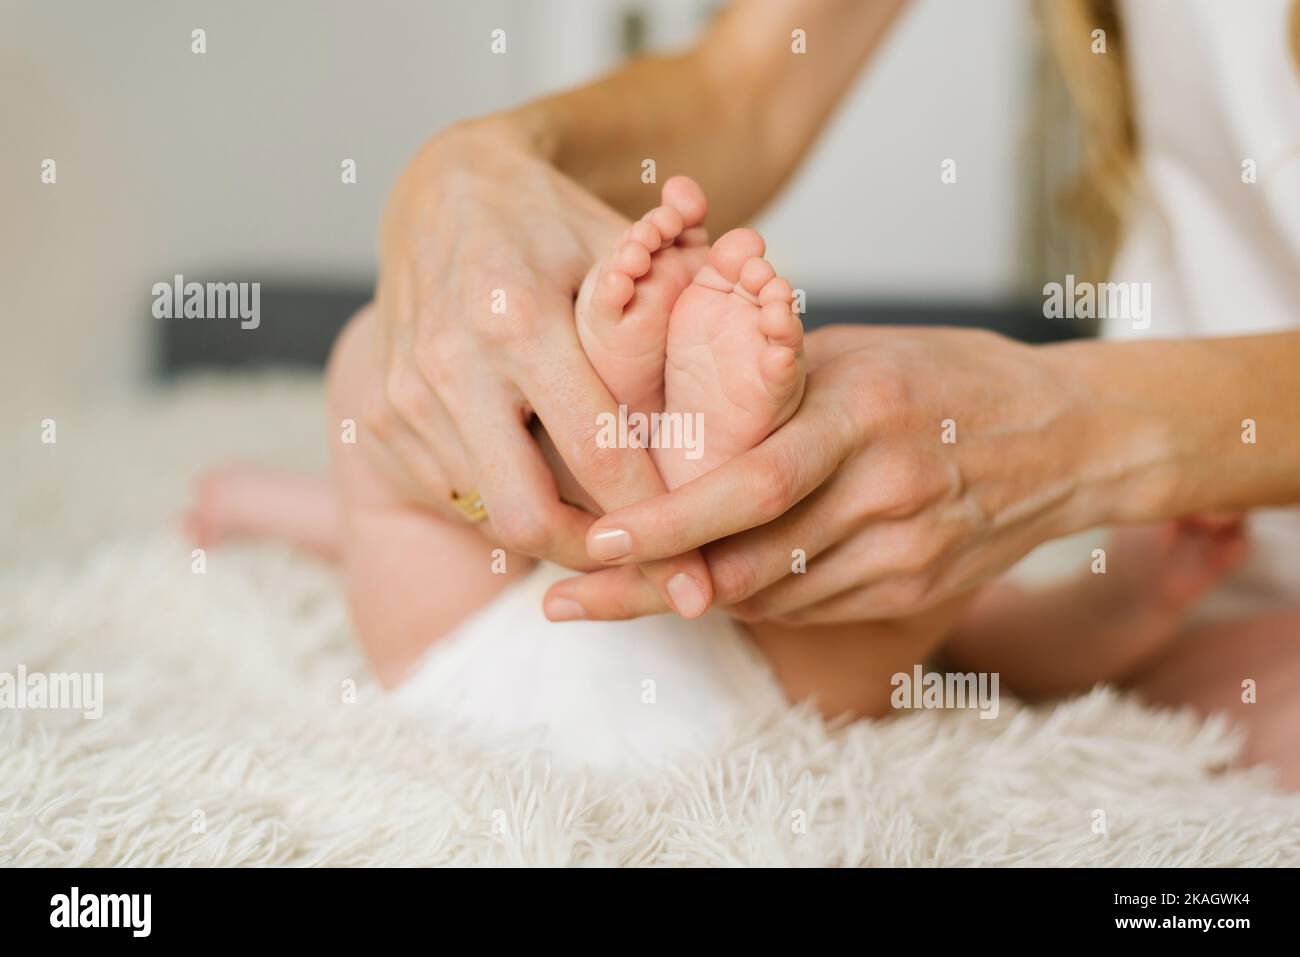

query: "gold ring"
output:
450 489 488 523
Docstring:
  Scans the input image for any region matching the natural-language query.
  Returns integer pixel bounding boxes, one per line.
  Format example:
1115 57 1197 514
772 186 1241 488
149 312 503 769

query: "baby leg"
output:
334 476 528 687
189 305 533 686
944 518 1247 698
745 598 971 719
188 467 340 560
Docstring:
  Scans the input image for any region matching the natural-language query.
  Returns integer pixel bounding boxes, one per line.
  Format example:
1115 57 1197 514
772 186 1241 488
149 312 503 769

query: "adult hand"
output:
365 119 715 618
546 324 1121 622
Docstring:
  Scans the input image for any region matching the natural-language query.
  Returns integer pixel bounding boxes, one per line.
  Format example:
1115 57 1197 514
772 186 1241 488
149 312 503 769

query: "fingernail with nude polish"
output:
667 573 708 619
545 597 586 622
588 528 631 561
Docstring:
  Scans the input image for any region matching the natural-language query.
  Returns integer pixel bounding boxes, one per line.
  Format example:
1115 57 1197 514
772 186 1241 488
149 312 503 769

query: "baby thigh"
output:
338 498 530 687
744 597 970 719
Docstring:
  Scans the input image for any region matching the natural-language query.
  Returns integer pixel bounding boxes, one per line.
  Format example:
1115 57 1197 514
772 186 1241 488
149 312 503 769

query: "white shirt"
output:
1110 0 1300 613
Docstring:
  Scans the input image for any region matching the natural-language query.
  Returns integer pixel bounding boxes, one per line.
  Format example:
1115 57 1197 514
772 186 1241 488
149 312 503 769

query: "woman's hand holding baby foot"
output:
367 121 717 619
553 204 805 619
548 325 1105 623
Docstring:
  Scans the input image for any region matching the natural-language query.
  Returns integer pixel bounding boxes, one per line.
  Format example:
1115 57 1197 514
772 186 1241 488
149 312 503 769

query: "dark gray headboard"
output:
155 280 1080 377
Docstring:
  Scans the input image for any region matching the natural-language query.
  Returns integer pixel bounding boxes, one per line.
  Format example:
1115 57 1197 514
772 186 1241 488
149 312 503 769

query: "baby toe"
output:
599 267 635 308
661 175 708 228
614 240 652 278
644 206 684 246
578 254 637 328
627 220 661 252
759 345 800 401
707 228 766 283
759 300 802 348
740 257 777 297
758 276 793 306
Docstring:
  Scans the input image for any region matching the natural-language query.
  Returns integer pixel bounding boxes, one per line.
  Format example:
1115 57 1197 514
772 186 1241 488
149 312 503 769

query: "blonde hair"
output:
1040 0 1300 279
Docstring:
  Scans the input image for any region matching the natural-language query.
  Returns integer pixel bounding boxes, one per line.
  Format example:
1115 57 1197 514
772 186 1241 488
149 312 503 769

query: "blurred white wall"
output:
0 0 1034 403
755 0 1035 300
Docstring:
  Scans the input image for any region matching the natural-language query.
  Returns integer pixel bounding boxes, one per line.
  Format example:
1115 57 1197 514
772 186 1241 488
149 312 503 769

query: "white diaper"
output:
387 561 786 773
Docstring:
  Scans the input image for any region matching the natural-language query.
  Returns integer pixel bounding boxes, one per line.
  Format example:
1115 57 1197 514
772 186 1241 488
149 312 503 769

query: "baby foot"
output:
654 227 804 489
575 176 709 414
1106 515 1248 622
186 465 339 559
943 515 1248 701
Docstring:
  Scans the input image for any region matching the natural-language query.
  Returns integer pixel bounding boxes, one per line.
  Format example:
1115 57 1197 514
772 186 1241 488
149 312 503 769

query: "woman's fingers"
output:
725 521 931 620
544 564 665 621
455 394 604 571
348 316 469 516
559 324 1125 626
378 377 474 507
373 322 599 568
699 463 866 608
581 389 855 565
767 580 933 625
519 331 716 619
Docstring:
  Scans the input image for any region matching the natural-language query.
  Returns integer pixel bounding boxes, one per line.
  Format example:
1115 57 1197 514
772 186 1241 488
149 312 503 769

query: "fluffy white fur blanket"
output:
2 374 1298 866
